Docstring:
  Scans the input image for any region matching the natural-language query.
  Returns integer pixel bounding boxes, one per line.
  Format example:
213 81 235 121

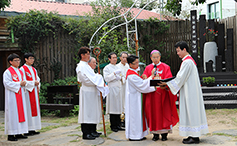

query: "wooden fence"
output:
31 15 237 82
34 27 77 82
138 20 193 75
219 15 237 71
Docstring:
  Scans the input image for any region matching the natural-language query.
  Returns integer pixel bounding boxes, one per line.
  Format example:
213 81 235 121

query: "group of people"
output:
3 41 209 144
3 53 41 141
76 41 209 144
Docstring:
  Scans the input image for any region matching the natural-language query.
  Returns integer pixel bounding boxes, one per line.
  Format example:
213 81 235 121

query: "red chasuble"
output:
22 65 38 117
8 67 26 123
142 63 179 132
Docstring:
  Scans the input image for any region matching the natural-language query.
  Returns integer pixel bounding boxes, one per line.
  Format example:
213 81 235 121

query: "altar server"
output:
3 53 29 141
76 47 109 140
116 51 129 127
20 52 41 136
103 52 124 132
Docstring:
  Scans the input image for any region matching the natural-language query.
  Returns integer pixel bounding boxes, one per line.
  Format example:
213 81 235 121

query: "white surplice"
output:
103 63 122 114
167 55 209 137
20 64 41 131
125 68 156 140
116 62 129 113
76 61 109 124
3 66 29 135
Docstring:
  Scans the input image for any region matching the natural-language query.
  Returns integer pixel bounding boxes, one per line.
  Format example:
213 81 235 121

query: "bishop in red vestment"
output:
142 50 179 141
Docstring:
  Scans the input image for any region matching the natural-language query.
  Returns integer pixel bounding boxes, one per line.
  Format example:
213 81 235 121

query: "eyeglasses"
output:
13 59 21 62
132 62 139 65
152 56 160 59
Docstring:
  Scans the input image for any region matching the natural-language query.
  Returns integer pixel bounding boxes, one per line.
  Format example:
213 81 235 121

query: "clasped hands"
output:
114 69 122 81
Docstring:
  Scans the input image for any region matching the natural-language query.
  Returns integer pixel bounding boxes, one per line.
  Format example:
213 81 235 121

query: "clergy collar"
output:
129 67 139 73
109 63 116 66
11 65 18 69
79 60 88 65
24 64 32 67
119 62 127 66
182 54 190 61
152 62 161 66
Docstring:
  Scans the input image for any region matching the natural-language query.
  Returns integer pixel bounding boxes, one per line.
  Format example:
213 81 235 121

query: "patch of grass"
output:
70 139 80 142
75 126 81 129
219 120 228 124
213 133 232 137
98 122 113 137
68 134 80 137
39 125 60 132
0 125 4 131
231 118 237 124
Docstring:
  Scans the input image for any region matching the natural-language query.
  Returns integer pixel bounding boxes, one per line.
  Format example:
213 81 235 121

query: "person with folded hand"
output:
103 52 124 132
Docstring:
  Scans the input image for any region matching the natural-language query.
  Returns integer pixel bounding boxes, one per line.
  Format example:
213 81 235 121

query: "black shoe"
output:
15 134 28 139
161 133 168 141
25 130 40 136
182 136 192 142
82 134 96 140
152 134 159 141
129 137 146 141
8 135 17 141
31 131 40 135
95 131 102 136
111 128 118 132
182 137 200 144
91 132 100 137
117 126 125 131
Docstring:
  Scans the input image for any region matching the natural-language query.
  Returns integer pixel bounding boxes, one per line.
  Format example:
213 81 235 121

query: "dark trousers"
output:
110 114 121 129
81 123 97 135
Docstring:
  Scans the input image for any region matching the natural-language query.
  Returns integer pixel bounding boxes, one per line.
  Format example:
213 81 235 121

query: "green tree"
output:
165 0 205 16
0 0 11 11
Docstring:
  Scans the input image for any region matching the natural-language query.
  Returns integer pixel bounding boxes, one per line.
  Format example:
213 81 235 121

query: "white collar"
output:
10 66 18 69
182 54 190 61
152 62 161 66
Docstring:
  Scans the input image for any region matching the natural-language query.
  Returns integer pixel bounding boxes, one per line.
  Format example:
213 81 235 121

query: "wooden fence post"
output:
217 23 225 62
226 28 234 72
199 15 206 73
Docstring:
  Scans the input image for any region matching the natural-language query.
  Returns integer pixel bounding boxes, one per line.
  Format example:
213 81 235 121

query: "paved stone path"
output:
1 111 237 146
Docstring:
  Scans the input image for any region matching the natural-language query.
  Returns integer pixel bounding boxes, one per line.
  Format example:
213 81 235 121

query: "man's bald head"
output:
88 57 97 70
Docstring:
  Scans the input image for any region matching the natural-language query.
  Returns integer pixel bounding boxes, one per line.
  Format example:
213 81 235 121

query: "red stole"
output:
8 67 26 123
183 56 197 66
126 69 141 79
22 65 38 117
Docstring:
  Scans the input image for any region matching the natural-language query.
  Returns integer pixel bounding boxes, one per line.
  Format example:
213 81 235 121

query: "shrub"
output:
202 76 215 84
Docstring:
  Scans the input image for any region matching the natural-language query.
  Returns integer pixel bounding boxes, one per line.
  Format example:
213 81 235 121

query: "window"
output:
208 2 219 19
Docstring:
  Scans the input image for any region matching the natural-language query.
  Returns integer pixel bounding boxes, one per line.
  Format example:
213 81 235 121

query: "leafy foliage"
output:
138 18 170 63
165 0 206 16
6 10 64 53
0 0 11 11
202 76 215 84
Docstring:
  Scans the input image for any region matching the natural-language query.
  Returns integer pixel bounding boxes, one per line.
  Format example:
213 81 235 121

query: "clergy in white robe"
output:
20 53 41 135
76 47 109 140
103 52 123 132
3 53 29 141
116 51 129 114
158 41 208 144
125 54 156 141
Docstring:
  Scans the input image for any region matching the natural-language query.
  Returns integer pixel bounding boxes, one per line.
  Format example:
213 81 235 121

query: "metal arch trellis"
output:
88 0 160 56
